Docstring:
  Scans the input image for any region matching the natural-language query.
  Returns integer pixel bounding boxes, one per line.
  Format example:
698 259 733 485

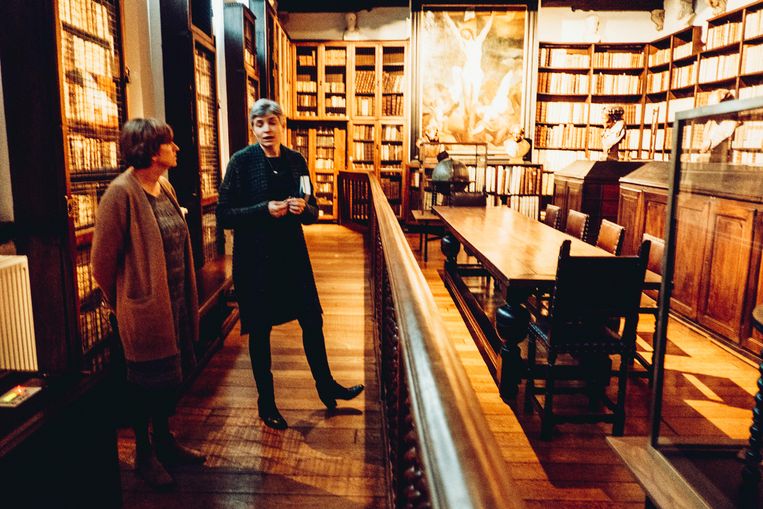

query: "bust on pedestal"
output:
504 125 532 164
343 12 363 41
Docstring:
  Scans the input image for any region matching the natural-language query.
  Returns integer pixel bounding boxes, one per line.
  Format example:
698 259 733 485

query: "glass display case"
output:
610 95 763 508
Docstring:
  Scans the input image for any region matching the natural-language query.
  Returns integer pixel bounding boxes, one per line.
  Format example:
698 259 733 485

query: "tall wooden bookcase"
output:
224 1 260 155
160 0 222 268
349 43 407 218
287 121 347 220
0 0 127 373
535 42 646 172
288 40 408 220
250 0 290 106
536 0 763 168
160 0 237 370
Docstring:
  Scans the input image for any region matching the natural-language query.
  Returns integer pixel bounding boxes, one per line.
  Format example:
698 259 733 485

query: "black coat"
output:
217 144 322 332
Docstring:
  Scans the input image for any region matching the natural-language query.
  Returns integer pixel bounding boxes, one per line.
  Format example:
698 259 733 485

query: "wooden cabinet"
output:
160 0 222 268
553 160 641 242
0 0 127 373
288 122 347 221
697 199 758 339
250 0 290 103
160 0 236 369
224 2 259 155
670 195 710 320
289 41 408 219
618 162 763 353
293 43 349 119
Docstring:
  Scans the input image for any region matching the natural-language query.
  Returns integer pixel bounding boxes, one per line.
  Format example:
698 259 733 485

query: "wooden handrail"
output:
364 173 524 509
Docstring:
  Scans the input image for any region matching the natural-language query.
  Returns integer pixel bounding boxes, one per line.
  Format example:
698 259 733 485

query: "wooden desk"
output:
434 206 658 399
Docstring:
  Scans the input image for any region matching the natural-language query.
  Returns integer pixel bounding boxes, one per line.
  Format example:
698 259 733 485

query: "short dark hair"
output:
120 118 174 169
249 98 284 124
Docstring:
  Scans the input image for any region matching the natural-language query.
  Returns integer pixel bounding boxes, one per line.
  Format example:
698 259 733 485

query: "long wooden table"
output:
434 205 659 399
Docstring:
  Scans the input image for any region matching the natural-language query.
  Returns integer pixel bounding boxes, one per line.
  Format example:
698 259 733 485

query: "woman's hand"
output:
268 200 289 218
287 197 306 215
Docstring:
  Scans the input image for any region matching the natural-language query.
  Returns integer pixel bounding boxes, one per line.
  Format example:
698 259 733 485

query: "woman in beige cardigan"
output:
92 118 205 490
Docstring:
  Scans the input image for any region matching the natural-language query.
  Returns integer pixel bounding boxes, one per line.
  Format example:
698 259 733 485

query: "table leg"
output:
424 229 429 262
495 287 530 400
440 233 460 267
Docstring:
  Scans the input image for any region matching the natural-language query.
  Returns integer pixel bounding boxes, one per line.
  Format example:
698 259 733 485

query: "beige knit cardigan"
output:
91 170 199 363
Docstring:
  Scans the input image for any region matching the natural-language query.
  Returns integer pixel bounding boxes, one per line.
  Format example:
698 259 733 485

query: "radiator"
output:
0 256 38 371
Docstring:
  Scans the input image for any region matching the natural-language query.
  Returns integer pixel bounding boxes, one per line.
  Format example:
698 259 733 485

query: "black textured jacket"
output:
217 144 321 331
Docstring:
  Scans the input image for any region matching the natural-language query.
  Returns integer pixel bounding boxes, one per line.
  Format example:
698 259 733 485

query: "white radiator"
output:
0 255 38 371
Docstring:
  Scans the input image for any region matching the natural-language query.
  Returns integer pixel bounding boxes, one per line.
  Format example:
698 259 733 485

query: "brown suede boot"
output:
153 432 206 466
135 446 175 490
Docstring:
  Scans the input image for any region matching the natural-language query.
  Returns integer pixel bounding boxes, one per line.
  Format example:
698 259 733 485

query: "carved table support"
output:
742 305 763 486
440 233 460 267
495 286 530 401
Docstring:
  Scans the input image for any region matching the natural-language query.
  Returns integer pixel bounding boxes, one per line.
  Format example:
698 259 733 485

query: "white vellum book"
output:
299 175 312 200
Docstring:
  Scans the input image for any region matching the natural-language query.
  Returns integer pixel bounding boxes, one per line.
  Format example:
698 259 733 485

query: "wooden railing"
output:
340 172 524 509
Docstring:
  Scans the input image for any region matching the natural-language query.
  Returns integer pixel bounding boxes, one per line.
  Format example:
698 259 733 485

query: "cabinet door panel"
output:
643 190 667 239
670 195 709 320
618 186 643 256
697 199 757 342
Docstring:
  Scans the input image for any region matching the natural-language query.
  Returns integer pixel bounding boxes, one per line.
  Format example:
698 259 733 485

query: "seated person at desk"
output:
503 125 532 163
601 105 626 160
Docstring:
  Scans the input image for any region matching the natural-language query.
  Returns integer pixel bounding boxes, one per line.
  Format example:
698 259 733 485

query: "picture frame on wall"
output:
418 7 527 152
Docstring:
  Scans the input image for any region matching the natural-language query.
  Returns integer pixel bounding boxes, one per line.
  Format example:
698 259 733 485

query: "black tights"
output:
127 383 176 452
249 313 333 409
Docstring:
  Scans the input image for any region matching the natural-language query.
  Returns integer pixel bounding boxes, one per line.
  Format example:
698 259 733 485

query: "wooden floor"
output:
118 223 759 508
119 224 385 508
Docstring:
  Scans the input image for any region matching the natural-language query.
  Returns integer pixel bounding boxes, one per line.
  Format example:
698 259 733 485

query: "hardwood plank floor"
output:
119 224 385 508
118 223 760 508
408 230 760 508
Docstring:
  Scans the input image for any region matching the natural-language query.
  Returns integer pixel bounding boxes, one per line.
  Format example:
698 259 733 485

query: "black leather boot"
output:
317 381 365 409
154 432 206 466
258 401 288 430
135 444 175 490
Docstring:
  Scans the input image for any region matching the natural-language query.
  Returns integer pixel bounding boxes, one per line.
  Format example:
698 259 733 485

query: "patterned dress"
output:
125 190 189 389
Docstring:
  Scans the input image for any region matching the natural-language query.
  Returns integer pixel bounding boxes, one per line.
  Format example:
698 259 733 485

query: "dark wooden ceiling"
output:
277 1 663 13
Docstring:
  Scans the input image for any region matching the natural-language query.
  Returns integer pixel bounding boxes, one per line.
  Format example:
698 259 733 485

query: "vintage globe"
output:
431 156 469 194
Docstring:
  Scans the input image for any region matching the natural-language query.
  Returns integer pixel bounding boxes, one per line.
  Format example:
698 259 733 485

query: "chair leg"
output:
541 351 557 440
524 336 537 413
613 351 631 436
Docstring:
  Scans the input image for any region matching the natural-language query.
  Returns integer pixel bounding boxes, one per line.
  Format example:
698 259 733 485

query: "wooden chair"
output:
525 239 650 439
635 233 665 378
450 191 487 207
595 219 626 255
543 204 562 230
564 209 590 243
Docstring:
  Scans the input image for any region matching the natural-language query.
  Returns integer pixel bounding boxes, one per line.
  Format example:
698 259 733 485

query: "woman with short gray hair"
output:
217 99 363 430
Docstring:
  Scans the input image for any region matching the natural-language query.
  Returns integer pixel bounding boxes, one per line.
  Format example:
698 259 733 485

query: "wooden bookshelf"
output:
535 42 646 171
348 42 408 218
287 121 347 221
224 2 259 154
288 41 408 219
0 0 127 373
484 161 550 220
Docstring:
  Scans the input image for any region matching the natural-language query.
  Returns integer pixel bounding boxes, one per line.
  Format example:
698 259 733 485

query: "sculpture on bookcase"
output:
504 125 532 163
343 12 363 41
709 0 727 15
601 105 627 160
701 89 739 162
650 9 665 31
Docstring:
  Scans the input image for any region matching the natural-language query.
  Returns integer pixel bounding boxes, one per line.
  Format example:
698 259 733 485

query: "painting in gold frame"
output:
419 7 526 151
